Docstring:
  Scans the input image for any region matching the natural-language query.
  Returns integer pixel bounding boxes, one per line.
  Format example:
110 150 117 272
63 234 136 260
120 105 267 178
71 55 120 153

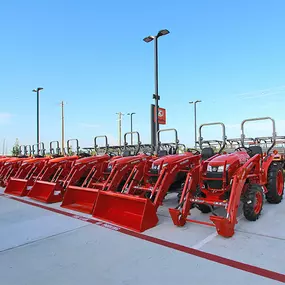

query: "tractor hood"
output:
151 152 195 171
74 154 110 165
107 153 151 168
207 151 249 172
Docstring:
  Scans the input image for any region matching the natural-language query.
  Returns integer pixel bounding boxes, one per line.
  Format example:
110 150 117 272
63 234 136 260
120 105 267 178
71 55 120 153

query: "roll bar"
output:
67 139 80 155
94 135 109 154
241 117 276 155
19 145 26 156
156 128 179 153
198 122 227 154
32 142 45 156
50 141 61 156
25 145 31 156
123 132 141 155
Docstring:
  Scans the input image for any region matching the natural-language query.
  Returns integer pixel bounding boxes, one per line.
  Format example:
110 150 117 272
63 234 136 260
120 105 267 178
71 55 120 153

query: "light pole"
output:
127 112 136 144
189 100 202 147
61 101 65 155
32 87 43 152
143 29 169 149
116 112 124 148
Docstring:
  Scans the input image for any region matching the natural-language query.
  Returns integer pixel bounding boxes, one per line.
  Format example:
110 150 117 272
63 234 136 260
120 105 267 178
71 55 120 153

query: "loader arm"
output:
169 165 200 226
121 162 146 194
210 154 261 237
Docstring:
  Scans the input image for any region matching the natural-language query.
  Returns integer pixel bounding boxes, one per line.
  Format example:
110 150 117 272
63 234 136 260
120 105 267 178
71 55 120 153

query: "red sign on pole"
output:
154 107 166 125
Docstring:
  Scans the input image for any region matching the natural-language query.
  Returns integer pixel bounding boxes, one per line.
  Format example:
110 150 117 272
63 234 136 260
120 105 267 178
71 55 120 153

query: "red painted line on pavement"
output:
2 193 285 283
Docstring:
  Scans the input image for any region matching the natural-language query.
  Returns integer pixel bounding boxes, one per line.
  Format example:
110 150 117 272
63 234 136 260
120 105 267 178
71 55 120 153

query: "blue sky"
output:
1 0 285 152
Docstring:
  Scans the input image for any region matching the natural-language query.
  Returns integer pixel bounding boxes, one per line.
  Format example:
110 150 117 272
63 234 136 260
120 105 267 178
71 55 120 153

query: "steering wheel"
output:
235 146 252 155
187 148 200 155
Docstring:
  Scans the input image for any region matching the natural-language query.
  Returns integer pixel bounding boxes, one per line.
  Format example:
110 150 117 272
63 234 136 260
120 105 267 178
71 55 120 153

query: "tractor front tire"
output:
243 184 263 221
196 203 212 214
266 163 284 204
195 187 212 214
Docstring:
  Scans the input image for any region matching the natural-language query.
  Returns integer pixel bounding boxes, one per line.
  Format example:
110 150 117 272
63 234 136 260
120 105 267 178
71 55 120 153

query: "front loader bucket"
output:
169 208 187 227
61 186 99 214
92 192 159 232
28 181 63 203
210 215 235 238
4 178 29 197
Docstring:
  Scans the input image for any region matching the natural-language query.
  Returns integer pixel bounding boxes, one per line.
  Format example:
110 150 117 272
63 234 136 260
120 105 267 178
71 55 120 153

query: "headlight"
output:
151 164 160 170
207 164 230 172
151 163 168 170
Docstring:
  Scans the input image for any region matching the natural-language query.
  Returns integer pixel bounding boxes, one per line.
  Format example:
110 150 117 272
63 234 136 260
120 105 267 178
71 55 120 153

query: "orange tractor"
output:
91 129 202 232
26 139 82 203
170 117 284 238
61 132 155 214
60 135 123 212
4 143 50 196
0 145 32 187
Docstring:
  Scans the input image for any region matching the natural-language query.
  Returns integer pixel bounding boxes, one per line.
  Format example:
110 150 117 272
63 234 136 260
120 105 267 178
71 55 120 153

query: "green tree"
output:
11 138 20 156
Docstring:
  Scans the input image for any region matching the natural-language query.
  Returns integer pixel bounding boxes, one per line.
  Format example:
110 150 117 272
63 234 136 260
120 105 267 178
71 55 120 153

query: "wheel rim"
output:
254 192 263 214
276 170 284 196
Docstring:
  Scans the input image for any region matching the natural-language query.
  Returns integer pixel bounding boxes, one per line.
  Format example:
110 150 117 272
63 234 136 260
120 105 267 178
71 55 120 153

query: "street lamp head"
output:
143 36 154 43
127 112 136 116
32 87 43 92
157 29 170 37
189 100 202 104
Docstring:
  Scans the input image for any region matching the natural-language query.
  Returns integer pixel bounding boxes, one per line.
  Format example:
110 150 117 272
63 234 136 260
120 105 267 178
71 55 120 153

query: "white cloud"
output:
0 113 12 125
235 85 285 100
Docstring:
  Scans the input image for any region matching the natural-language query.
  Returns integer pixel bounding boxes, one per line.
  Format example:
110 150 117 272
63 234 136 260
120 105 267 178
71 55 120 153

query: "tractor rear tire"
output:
243 184 263 221
266 163 284 204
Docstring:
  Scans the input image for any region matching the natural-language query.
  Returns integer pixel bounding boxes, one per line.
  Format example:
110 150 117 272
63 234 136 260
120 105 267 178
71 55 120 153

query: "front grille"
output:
205 171 225 189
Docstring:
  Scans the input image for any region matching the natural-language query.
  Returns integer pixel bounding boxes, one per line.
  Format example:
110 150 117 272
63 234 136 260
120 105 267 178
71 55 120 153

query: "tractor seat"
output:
248 146 263 158
122 150 132 157
158 150 168 157
80 152 91 157
201 147 215 160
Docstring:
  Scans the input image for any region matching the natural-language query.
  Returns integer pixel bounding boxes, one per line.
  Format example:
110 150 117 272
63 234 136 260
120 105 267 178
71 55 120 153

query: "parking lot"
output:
1 188 284 285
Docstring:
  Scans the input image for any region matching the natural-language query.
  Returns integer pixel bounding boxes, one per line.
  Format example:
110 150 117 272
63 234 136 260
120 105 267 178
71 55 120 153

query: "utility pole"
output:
189 100 202 147
127 112 136 144
61 101 65 155
32 87 43 153
116 112 124 147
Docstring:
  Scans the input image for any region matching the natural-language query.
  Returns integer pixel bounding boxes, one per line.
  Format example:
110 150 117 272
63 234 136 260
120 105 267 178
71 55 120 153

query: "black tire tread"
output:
195 186 212 213
266 163 284 204
243 184 263 221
